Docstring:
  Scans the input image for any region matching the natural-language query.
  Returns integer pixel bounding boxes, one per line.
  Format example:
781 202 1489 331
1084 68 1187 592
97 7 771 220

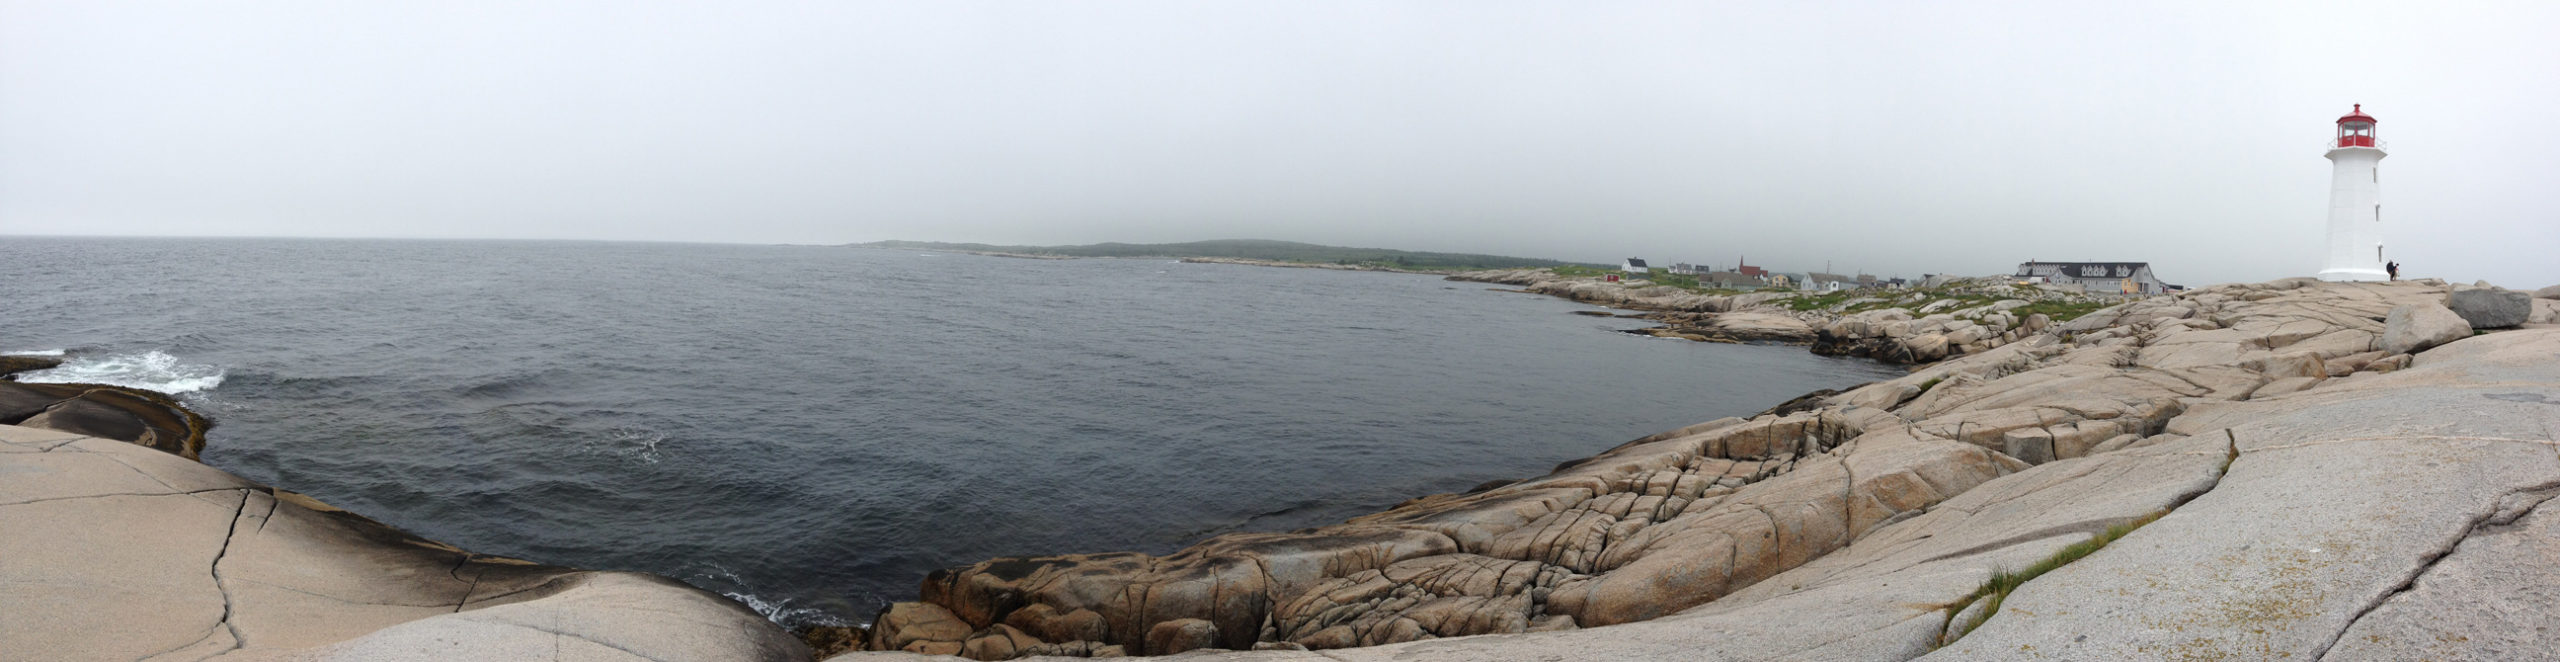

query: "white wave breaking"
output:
3 349 67 356
696 565 851 628
12 350 226 394
723 591 850 628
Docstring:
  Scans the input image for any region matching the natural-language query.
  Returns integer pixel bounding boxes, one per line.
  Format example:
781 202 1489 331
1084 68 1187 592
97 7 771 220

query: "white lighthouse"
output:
2318 104 2388 281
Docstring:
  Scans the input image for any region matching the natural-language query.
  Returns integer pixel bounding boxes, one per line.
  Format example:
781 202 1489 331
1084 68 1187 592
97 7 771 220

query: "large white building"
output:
2016 262 2168 295
2318 104 2389 282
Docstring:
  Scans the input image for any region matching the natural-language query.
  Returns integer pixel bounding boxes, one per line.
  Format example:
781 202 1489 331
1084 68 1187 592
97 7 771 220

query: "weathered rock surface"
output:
1812 306 2053 364
2537 284 2560 299
2381 300 2471 354
2322 480 2560 661
1930 329 2560 660
2447 286 2532 328
829 279 2552 660
0 355 63 378
854 406 2029 657
0 423 811 661
0 381 209 459
1628 310 1816 343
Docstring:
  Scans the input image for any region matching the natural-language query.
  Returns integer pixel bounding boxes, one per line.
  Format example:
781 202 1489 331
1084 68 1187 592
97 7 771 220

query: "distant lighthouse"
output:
2317 104 2388 281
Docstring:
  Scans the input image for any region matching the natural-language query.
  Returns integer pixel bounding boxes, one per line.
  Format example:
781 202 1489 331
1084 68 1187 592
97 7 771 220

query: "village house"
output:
2015 261 2168 295
1621 258 1651 281
1666 262 1703 276
1802 272 1855 292
1704 271 1761 289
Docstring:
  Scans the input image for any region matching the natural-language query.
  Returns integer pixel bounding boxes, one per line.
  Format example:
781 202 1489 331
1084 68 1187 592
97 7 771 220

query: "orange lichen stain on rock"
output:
2130 533 2362 659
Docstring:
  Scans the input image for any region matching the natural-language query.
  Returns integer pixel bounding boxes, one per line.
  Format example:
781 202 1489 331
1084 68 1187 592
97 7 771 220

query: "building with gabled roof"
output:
2015 261 2166 295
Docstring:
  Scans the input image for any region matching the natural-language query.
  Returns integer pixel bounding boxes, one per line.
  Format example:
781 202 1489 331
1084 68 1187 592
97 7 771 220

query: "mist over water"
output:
0 237 1903 627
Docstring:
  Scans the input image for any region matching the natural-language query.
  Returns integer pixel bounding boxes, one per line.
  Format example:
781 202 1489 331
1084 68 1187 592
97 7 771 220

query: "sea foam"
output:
696 565 851 628
13 350 226 394
3 349 67 356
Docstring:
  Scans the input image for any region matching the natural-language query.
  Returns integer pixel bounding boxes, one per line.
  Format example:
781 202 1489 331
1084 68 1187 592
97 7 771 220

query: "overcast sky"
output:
4 1 2554 287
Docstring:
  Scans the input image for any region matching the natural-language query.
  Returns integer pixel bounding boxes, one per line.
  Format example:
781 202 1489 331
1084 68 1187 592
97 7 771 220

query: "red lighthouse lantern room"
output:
2336 104 2378 148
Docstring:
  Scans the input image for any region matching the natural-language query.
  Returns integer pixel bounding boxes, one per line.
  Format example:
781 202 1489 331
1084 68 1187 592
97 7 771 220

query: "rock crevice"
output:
2312 480 2560 660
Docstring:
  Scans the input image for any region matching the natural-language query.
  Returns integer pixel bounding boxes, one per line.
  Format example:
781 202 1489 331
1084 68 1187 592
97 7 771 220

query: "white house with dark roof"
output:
1802 272 1855 292
2015 261 2167 295
1621 258 1651 280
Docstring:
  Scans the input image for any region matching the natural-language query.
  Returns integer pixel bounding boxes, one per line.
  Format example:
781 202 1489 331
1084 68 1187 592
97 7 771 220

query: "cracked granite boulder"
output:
0 424 811 662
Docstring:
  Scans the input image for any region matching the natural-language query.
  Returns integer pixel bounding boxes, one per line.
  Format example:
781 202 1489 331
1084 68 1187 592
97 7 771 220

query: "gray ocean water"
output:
0 237 1902 627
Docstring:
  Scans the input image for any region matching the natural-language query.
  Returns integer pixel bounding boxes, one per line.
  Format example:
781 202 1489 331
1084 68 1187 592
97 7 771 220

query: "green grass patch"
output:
1915 376 1945 395
1940 508 2170 646
1542 266 1757 294
1647 270 1702 290
2012 299 2110 322
1841 299 1904 314
1777 291 1859 311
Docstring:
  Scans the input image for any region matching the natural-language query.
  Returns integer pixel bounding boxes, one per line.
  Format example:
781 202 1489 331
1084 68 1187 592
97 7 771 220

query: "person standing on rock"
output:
2386 261 2400 281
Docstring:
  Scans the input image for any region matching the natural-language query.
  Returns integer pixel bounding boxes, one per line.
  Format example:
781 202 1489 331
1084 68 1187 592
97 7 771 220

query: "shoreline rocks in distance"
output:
1446 268 2102 358
1175 256 1457 275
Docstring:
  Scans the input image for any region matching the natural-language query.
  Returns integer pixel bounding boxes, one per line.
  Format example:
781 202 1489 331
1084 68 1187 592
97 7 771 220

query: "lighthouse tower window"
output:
2375 205 2381 223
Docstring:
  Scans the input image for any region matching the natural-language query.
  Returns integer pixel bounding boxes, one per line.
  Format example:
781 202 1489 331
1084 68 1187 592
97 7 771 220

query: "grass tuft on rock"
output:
1939 508 2170 646
2012 299 2110 322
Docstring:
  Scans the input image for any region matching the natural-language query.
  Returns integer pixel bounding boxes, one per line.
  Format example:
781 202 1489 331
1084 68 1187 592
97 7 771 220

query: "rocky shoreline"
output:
1 359 211 460
0 362 813 661
1446 268 2114 359
12 278 2560 661
841 277 2560 660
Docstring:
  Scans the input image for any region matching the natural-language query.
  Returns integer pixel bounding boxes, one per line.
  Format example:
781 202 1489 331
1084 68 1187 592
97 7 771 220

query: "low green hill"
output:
853 239 1589 271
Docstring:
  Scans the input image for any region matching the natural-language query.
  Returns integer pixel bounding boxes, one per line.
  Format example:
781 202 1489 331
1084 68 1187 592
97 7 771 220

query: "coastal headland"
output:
841 276 2560 660
1446 268 2121 356
9 275 2560 661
